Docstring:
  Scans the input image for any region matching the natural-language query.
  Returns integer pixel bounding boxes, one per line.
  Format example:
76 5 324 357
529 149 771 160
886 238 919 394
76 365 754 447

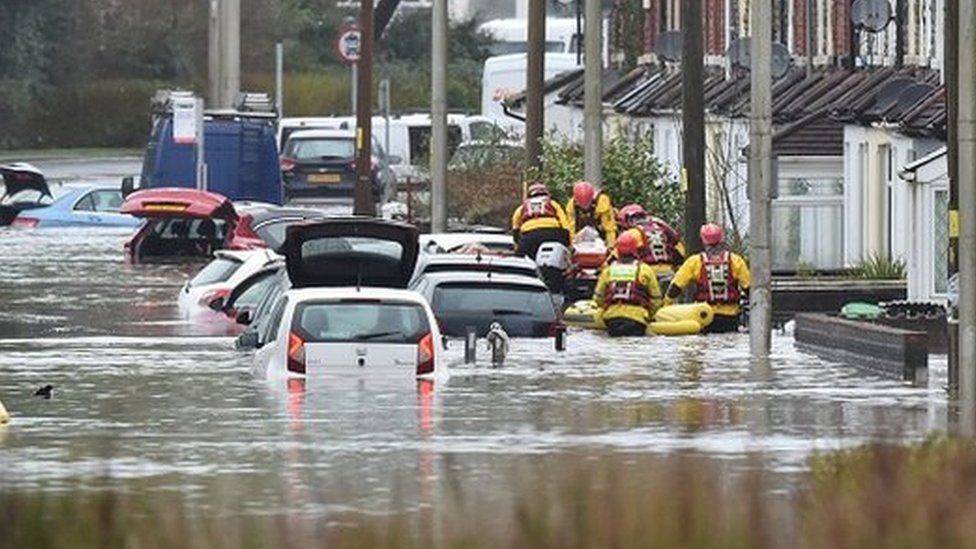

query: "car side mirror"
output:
236 309 253 325
208 296 225 311
441 335 449 350
121 176 135 197
236 331 260 350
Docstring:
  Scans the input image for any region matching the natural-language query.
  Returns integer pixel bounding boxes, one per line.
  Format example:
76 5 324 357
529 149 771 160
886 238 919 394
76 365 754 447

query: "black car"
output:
280 129 395 204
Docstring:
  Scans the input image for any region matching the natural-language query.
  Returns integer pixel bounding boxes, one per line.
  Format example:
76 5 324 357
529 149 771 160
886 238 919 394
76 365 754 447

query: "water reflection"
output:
0 227 951 517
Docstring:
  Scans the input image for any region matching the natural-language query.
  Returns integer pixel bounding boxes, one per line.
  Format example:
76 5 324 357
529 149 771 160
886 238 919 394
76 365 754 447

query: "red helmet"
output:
616 229 641 257
616 204 647 228
573 180 596 209
527 182 549 197
700 223 724 246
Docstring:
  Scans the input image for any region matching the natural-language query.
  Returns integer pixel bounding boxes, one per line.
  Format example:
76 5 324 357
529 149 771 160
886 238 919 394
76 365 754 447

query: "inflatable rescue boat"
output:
564 300 714 336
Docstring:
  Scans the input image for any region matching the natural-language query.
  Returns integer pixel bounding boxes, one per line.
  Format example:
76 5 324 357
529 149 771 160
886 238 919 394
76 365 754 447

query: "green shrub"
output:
528 134 684 227
851 253 907 280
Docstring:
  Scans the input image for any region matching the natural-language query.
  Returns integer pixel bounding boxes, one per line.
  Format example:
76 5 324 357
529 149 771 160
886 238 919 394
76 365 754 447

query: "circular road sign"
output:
336 26 361 65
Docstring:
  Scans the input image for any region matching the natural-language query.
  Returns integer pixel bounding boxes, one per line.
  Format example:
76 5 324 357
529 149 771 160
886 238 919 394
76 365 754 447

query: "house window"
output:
772 175 845 270
934 189 949 295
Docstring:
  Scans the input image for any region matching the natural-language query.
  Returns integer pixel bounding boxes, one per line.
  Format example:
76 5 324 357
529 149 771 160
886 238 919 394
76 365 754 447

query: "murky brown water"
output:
0 159 949 517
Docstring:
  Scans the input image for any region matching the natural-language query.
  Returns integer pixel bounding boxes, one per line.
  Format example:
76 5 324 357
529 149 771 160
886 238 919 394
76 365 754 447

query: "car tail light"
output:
11 217 38 228
280 157 297 172
287 331 306 375
417 332 435 375
200 287 230 309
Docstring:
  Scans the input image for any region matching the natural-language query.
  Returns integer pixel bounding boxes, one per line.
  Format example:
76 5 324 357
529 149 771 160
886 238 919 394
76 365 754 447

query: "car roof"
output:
418 271 548 288
419 232 513 251
420 253 534 267
285 287 429 304
214 248 280 263
248 207 326 226
286 129 355 140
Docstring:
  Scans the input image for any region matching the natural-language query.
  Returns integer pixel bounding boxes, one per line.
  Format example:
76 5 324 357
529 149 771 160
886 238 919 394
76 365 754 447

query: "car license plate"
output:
308 173 342 184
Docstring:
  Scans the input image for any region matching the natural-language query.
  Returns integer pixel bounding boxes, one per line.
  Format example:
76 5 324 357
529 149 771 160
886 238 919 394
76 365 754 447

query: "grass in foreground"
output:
4 439 976 548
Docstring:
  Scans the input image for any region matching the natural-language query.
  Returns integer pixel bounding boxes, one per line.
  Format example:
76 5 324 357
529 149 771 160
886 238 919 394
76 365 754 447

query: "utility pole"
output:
354 0 375 215
957 0 976 434
682 0 705 250
947 0 961 399
275 42 284 118
208 0 241 109
748 0 773 355
583 0 602 186
430 0 449 232
526 0 546 171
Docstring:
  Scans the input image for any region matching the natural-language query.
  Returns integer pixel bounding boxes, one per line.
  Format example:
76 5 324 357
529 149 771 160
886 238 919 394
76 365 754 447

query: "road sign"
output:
335 25 362 65
172 97 201 145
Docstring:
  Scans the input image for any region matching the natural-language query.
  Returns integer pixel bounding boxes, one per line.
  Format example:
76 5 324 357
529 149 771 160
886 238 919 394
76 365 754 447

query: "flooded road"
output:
0 157 949 518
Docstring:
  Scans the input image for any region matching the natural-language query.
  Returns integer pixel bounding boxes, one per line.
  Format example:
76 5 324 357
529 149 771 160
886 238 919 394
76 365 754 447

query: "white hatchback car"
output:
239 217 441 379
177 248 281 317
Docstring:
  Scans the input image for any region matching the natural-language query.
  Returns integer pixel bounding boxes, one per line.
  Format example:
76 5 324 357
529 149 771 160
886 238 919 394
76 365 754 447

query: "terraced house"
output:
510 0 948 299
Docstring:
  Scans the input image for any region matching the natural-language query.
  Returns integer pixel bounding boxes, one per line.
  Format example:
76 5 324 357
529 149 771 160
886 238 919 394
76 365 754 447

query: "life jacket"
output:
637 219 676 264
573 192 603 236
521 196 558 223
695 251 740 304
605 262 651 307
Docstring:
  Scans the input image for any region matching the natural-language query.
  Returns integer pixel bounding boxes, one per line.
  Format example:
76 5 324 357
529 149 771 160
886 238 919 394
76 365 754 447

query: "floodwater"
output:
0 160 949 519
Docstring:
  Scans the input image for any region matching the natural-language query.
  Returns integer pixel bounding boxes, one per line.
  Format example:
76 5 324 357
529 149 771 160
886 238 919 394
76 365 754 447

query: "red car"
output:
121 188 267 263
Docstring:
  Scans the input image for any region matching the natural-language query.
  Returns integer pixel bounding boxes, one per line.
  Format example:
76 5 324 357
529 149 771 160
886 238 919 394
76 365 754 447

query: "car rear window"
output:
292 300 430 344
432 283 556 321
301 236 404 264
285 138 355 161
188 257 242 287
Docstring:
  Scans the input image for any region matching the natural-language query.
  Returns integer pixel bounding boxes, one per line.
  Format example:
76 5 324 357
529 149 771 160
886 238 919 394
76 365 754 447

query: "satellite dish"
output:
655 30 683 62
726 39 792 78
871 77 918 114
891 83 936 117
851 0 892 33
771 43 792 79
727 38 750 70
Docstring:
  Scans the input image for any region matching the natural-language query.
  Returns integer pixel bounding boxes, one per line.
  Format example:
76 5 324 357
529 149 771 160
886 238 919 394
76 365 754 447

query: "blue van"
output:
139 110 282 205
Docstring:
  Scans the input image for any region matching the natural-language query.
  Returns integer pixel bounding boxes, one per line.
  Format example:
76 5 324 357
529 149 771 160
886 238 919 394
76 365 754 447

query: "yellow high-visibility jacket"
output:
668 251 751 317
594 259 662 325
566 192 617 246
511 198 571 236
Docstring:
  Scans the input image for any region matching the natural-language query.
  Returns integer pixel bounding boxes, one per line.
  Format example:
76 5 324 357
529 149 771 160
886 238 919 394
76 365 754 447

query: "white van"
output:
481 53 581 130
478 18 580 56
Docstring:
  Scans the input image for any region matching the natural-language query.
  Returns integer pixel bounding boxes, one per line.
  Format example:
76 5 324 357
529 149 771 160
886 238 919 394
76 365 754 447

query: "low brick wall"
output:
794 313 928 385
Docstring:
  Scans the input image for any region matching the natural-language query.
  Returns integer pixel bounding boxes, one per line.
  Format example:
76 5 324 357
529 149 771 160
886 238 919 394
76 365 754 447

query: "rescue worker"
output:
511 182 571 260
566 180 616 247
665 223 751 333
613 204 687 285
594 230 662 337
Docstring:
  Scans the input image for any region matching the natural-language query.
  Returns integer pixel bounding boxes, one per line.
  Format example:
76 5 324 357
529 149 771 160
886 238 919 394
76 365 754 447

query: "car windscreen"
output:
292 300 430 344
285 138 355 161
229 271 279 311
188 256 242 287
432 283 556 321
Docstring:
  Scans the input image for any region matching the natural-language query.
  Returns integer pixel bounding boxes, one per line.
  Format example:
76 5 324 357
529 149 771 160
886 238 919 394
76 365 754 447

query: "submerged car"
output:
239 217 442 379
411 271 561 338
177 249 281 317
0 163 53 226
11 184 141 228
121 188 266 262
